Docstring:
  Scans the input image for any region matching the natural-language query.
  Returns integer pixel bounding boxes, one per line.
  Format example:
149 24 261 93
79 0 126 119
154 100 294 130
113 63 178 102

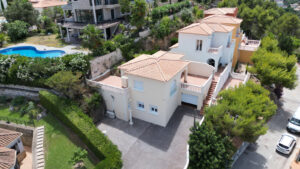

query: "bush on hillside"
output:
5 20 29 42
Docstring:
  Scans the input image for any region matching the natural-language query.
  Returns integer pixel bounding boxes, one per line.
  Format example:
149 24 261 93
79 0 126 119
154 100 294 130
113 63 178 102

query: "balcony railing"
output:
208 45 223 54
239 40 260 51
105 0 118 5
181 83 203 93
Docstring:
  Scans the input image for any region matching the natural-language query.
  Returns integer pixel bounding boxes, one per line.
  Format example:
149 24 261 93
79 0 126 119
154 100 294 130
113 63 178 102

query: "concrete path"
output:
233 64 300 169
97 106 201 169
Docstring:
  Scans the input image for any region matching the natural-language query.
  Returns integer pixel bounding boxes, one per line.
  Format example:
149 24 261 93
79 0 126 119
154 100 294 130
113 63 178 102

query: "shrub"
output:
170 37 178 45
180 8 193 24
151 0 191 22
39 91 122 169
0 96 8 104
11 96 26 106
5 20 29 42
152 16 179 39
45 71 84 99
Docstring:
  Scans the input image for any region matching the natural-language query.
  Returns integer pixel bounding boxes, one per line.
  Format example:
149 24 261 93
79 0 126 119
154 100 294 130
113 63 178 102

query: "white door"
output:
181 93 198 105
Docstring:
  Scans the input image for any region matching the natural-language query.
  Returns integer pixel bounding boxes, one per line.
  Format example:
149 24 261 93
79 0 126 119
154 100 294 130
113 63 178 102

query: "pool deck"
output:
2 43 89 55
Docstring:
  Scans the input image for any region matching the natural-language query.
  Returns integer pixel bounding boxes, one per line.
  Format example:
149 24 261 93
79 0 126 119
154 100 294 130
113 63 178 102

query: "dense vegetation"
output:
188 123 234 169
39 91 122 169
249 36 298 97
0 54 90 87
218 0 300 55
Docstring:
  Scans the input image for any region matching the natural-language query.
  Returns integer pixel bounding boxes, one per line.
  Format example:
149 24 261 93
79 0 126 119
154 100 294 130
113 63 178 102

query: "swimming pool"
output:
0 46 66 58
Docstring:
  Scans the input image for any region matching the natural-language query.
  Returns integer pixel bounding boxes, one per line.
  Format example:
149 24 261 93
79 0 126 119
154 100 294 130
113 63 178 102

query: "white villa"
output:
59 0 125 42
88 8 256 127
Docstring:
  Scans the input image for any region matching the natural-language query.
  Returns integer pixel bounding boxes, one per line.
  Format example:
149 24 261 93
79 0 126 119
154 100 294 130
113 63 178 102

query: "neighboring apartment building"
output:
0 0 7 12
59 0 124 42
88 51 215 127
0 128 26 169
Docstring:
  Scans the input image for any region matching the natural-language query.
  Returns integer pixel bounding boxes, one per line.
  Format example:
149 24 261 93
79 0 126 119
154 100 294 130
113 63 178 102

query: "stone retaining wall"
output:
0 84 62 100
90 49 123 79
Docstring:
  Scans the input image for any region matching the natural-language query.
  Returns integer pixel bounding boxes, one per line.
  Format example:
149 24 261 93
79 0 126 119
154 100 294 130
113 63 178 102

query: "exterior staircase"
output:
200 80 217 115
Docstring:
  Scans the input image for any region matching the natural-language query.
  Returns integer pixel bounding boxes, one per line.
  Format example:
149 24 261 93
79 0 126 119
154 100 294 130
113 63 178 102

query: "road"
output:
233 64 300 169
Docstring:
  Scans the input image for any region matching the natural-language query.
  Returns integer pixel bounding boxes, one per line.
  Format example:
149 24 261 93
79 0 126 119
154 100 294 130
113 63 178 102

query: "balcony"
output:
181 74 209 93
208 45 223 54
239 40 261 51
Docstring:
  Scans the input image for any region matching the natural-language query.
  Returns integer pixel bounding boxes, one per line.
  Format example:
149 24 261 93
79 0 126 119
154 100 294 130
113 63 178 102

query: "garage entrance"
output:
181 93 198 108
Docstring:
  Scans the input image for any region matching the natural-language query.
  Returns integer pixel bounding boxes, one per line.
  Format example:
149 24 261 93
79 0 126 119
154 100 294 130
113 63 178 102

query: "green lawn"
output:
0 105 97 169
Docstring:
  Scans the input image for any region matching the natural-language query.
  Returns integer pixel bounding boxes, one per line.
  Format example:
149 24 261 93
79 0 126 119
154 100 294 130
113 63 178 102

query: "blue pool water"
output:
0 46 66 58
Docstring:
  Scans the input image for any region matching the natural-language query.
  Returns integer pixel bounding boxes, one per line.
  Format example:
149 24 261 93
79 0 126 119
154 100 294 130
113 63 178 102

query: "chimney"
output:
121 76 128 88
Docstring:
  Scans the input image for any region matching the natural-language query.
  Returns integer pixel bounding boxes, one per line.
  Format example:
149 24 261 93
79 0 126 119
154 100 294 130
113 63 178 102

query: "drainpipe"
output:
128 99 134 125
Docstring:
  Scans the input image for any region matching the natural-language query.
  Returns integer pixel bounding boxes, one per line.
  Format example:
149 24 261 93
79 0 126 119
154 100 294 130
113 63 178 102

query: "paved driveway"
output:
233 64 300 169
97 106 201 169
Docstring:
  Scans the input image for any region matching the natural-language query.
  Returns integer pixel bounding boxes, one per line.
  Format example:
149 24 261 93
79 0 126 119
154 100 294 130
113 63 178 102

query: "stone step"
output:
37 138 44 142
37 149 43 153
37 145 43 149
37 163 45 168
37 159 44 164
37 152 44 156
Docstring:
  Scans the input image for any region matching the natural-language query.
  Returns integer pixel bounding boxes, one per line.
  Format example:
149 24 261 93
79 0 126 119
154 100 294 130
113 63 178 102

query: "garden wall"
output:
90 49 123 79
0 84 62 100
140 32 177 51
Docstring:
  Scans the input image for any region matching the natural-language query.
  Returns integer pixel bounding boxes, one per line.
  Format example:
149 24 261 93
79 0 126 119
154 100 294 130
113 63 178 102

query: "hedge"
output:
151 0 191 21
39 91 122 169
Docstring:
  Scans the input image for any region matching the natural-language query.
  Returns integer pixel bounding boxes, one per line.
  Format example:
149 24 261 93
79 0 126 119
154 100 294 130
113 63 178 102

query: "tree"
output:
151 16 179 39
5 20 29 42
37 16 55 33
81 24 104 54
0 33 7 47
130 0 147 30
45 71 84 99
119 0 130 14
4 0 39 25
269 13 300 38
188 123 234 169
180 8 193 24
249 36 298 97
205 81 277 142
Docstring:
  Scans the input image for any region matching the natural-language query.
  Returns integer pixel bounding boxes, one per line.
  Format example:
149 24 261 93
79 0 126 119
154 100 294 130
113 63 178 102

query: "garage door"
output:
181 93 198 106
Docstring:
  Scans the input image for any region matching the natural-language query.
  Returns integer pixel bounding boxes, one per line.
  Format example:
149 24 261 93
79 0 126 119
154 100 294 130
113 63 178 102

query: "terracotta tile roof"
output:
202 14 243 25
0 147 16 169
29 0 67 8
119 51 189 82
0 128 22 147
177 22 235 35
204 7 237 15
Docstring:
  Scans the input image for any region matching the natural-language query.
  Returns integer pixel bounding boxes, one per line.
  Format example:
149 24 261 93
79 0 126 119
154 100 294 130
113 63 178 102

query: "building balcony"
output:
181 74 209 93
208 45 223 54
239 34 261 51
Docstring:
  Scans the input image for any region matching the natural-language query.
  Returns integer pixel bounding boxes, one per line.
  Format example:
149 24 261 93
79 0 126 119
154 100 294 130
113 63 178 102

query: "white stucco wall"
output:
126 68 185 127
100 86 129 121
187 62 215 77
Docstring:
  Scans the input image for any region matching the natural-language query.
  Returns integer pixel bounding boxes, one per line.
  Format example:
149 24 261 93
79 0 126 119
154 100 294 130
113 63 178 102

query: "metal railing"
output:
0 116 35 127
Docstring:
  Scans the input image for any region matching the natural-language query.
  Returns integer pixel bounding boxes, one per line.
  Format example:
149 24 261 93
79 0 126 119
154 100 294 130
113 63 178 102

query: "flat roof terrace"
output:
97 76 123 89
181 74 209 86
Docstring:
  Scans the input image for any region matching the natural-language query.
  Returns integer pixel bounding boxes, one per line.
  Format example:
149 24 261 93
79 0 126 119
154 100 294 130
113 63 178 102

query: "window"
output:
196 40 203 51
227 35 231 47
137 102 145 111
150 105 158 115
170 80 177 96
134 80 144 91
